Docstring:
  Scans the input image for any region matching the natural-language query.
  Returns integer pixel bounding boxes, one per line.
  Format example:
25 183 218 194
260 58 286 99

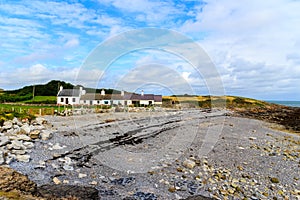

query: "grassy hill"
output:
0 80 122 104
162 95 271 109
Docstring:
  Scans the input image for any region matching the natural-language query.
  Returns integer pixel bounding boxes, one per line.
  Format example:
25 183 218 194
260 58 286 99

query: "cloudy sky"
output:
0 0 299 100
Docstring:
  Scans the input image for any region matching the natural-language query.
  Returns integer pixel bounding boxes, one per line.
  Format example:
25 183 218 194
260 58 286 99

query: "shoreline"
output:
0 108 299 199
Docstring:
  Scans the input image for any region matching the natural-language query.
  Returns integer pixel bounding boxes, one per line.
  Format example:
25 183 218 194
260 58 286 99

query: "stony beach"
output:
0 108 299 200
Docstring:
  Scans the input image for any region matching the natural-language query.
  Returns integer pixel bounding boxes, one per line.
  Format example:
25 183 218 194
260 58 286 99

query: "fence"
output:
0 106 55 116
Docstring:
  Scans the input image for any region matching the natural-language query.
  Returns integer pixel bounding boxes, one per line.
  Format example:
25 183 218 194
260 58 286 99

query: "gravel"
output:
3 109 299 199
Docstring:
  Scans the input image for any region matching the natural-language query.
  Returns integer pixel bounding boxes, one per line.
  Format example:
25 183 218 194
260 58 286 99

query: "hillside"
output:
0 80 120 103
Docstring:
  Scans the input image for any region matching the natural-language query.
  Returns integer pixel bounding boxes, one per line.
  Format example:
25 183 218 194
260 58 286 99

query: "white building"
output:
57 86 86 105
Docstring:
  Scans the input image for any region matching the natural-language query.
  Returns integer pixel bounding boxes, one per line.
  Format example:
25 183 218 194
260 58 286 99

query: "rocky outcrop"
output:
0 166 37 194
37 185 99 200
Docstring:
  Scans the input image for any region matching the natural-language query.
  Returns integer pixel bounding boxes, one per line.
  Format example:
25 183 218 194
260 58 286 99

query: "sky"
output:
0 0 300 100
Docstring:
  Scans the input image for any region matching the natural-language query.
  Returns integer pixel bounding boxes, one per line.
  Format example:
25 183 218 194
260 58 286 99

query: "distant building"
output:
57 88 162 106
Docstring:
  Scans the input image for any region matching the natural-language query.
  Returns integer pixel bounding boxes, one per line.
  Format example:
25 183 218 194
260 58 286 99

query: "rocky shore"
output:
0 108 299 200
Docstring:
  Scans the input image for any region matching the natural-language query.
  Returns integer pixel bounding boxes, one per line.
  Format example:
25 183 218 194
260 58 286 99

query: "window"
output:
104 101 109 104
72 98 76 102
97 101 100 104
61 98 64 102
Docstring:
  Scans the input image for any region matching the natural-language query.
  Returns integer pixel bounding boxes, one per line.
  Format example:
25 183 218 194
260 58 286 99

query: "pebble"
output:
183 159 196 169
89 181 98 185
78 173 87 178
52 143 65 150
63 165 74 171
53 177 61 184
16 154 30 162
0 151 4 164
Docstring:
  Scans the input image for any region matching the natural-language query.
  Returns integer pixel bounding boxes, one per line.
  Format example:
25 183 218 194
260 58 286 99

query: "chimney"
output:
121 90 124 96
59 86 63 91
141 90 144 96
101 89 105 96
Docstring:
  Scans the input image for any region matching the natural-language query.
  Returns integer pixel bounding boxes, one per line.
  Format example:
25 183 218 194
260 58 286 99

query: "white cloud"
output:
64 38 80 48
178 0 300 99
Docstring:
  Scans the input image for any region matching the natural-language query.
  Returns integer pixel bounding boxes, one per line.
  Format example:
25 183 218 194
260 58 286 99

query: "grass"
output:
23 96 56 103
162 95 271 109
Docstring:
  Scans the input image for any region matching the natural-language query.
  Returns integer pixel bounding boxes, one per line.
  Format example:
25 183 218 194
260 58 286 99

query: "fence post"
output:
39 109 42 116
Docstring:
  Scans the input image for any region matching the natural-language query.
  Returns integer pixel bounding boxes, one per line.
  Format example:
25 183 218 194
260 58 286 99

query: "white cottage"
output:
57 86 86 105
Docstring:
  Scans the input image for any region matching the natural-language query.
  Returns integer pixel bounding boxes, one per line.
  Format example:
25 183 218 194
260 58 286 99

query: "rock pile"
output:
0 117 53 165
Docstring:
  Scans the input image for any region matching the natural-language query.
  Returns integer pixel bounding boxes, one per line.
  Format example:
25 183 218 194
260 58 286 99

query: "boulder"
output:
16 154 30 162
40 130 53 140
29 130 40 139
0 136 10 147
12 117 22 126
10 140 26 150
38 184 99 200
3 121 13 130
35 117 47 125
16 134 31 141
23 142 34 149
21 124 31 134
0 166 37 194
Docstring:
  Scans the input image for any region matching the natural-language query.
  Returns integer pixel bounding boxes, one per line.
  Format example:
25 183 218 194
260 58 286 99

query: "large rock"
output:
21 124 31 135
0 136 10 147
16 134 32 141
10 140 26 150
2 121 13 130
12 117 22 126
35 117 47 125
29 130 40 139
38 184 99 200
0 166 37 194
40 130 53 140
16 154 30 162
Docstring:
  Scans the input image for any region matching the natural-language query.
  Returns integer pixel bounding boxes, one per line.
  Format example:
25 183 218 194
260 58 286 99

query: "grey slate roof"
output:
57 89 81 97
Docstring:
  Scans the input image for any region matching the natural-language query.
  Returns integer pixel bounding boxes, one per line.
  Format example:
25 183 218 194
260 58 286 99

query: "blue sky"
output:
1 0 300 100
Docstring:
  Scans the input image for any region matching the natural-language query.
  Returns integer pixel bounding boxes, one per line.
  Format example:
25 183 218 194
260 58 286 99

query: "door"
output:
66 98 69 105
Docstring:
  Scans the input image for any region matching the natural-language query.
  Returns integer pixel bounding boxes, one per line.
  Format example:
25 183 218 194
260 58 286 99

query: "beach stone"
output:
35 117 47 125
11 150 26 155
0 151 4 164
16 134 31 141
23 141 34 149
63 165 74 171
133 191 158 200
3 121 13 130
183 159 196 169
38 184 99 200
79 173 87 178
0 136 10 146
40 130 53 140
12 117 22 126
52 143 65 150
0 166 37 194
21 124 31 134
53 177 61 184
29 130 40 139
10 140 26 150
16 154 30 162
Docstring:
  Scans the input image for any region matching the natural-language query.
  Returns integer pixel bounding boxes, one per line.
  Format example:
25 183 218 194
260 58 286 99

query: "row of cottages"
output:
57 86 162 106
